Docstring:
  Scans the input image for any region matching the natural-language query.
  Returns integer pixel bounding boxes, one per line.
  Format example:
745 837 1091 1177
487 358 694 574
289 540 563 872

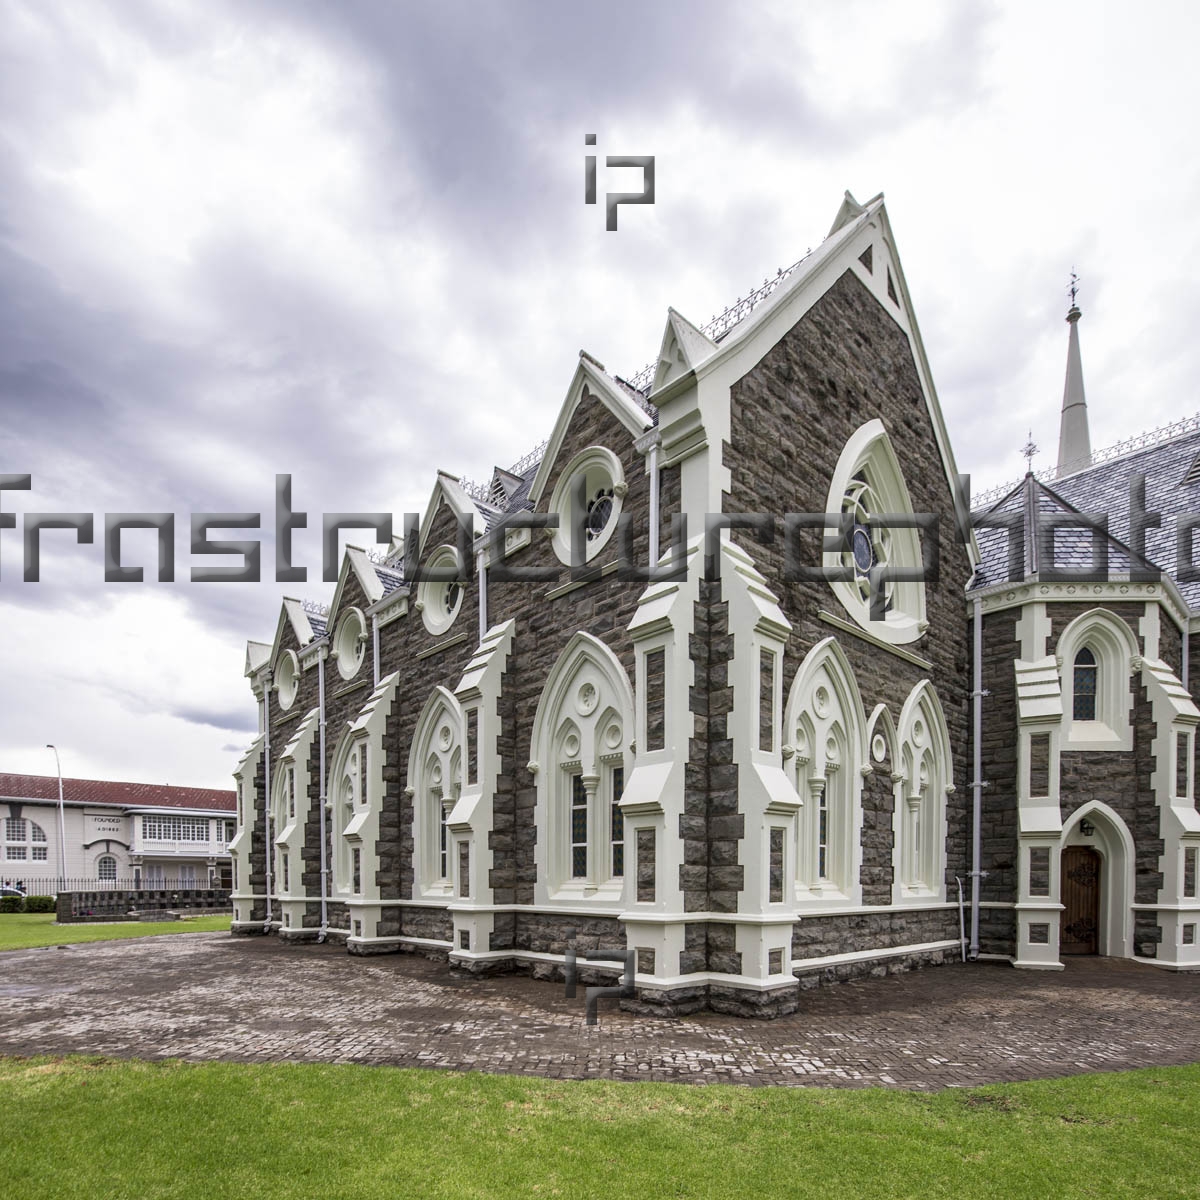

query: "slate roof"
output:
307 614 328 638
972 424 1200 606
0 773 236 812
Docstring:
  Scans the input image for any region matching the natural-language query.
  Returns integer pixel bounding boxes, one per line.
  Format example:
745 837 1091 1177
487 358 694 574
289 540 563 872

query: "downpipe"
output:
969 590 988 960
262 678 273 934
317 650 329 942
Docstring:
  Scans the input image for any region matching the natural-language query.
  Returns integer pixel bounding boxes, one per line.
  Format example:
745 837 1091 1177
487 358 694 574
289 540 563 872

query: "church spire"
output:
1056 272 1092 475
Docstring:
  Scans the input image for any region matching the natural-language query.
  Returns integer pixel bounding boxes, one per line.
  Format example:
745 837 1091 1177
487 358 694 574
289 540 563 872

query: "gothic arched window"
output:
530 633 633 902
1073 647 1098 721
785 638 866 902
408 687 464 897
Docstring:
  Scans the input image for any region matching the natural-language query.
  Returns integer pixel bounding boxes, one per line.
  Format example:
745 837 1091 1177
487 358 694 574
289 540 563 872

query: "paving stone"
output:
0 933 1197 1090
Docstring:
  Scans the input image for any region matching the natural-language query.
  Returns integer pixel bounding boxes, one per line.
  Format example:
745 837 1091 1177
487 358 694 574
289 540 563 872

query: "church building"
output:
230 191 1200 1017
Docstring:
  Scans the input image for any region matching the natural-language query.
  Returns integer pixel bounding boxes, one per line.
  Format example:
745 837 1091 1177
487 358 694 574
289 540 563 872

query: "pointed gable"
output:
651 308 719 394
527 352 653 507
327 544 386 624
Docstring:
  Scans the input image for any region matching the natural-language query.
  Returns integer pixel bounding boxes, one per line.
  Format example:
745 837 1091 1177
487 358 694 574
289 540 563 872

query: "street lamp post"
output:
46 745 67 892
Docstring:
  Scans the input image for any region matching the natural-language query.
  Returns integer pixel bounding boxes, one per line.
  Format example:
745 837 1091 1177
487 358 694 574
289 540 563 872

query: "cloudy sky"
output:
2 0 1198 789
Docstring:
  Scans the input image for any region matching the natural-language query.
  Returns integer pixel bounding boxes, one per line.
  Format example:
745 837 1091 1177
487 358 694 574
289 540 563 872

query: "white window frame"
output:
417 545 467 636
547 445 626 566
823 419 927 645
785 637 866 905
530 632 634 904
408 686 464 898
1056 609 1137 752
894 680 953 903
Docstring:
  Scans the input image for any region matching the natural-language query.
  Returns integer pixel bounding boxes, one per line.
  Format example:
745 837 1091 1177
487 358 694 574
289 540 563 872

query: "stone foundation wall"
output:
791 906 959 960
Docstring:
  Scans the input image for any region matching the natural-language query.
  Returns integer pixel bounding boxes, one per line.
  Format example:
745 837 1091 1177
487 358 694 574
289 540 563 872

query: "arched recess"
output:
1059 799 1135 958
784 637 867 902
1056 608 1139 752
272 707 318 903
866 703 898 772
894 680 953 902
529 632 635 903
823 419 927 645
407 686 464 898
328 727 369 898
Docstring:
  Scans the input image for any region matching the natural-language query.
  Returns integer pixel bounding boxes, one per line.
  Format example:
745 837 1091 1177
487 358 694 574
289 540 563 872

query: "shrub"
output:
0 896 24 914
23 895 55 913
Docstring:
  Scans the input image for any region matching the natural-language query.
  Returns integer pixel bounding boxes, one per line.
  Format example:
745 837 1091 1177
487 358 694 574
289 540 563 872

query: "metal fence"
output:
2 875 230 894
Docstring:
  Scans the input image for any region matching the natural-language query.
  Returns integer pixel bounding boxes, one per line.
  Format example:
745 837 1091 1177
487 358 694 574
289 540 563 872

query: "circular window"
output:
419 546 465 636
548 446 625 565
334 608 366 680
840 474 893 614
275 650 299 711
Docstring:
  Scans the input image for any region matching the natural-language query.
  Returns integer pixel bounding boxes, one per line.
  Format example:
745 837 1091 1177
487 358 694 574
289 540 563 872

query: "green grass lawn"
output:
0 912 230 952
0 1057 1196 1200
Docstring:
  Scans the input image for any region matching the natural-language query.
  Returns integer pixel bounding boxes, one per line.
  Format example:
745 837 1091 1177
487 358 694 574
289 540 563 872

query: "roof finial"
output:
1068 268 1080 310
1022 430 1039 473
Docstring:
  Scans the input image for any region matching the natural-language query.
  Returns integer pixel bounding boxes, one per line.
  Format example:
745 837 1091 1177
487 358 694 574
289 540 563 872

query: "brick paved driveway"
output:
1 932 1198 1089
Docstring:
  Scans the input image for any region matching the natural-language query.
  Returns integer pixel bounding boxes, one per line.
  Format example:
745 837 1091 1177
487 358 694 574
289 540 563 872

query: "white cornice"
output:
969 575 1189 631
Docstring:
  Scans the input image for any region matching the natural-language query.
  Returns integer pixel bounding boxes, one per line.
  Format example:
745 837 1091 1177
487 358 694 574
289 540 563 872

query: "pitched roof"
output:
0 773 235 812
972 471 1152 591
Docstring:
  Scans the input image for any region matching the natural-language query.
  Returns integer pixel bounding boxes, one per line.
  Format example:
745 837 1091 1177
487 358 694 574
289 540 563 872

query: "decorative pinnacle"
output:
1022 431 1039 472
1067 270 1081 323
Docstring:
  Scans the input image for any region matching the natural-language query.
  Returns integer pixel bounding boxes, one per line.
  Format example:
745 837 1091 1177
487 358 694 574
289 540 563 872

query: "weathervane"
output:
1068 269 1080 307
1022 430 1038 472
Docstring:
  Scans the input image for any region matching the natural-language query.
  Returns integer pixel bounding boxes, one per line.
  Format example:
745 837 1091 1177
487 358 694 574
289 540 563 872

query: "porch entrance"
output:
1061 845 1101 955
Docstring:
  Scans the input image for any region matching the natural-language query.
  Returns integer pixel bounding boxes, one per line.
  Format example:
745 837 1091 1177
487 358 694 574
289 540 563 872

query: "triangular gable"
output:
267 597 316 671
651 308 718 394
327 544 386 624
244 640 271 678
679 191 976 568
416 470 483 559
528 353 653 506
828 189 871 236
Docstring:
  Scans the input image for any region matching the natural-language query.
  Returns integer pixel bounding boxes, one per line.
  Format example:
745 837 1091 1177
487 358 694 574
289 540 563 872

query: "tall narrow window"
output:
282 852 290 893
288 769 296 819
436 790 449 880
610 766 625 877
352 847 361 894
817 781 829 880
1073 648 1097 721
97 855 117 882
571 774 588 878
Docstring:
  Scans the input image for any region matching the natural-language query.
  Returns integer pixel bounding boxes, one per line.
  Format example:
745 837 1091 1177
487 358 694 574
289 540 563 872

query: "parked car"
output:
0 886 26 898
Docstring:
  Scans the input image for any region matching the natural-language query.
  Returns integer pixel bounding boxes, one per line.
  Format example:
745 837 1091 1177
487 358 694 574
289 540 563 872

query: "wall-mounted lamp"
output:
1080 819 1095 837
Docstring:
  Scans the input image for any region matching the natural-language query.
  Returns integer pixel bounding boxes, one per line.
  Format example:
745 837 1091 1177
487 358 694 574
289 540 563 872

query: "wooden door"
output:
1061 846 1101 955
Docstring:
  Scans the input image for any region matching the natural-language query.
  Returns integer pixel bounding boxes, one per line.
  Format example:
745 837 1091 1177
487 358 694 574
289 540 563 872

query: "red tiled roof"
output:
0 773 235 812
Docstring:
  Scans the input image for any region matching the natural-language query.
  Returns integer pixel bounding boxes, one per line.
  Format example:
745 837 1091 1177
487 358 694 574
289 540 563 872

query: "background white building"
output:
1 772 235 892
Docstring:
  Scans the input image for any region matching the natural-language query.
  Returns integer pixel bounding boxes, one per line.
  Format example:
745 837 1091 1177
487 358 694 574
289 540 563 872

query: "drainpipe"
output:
476 543 488 642
372 613 380 687
969 590 986 959
262 673 273 931
647 441 660 568
317 648 329 940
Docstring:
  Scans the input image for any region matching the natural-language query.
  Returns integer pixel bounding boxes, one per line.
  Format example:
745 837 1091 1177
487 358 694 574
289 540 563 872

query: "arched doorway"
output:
1059 802 1134 959
1061 845 1101 954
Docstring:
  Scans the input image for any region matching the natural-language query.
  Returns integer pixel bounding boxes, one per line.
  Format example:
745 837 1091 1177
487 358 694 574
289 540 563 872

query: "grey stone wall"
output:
724 268 974 901
791 906 958 960
978 609 1019 915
